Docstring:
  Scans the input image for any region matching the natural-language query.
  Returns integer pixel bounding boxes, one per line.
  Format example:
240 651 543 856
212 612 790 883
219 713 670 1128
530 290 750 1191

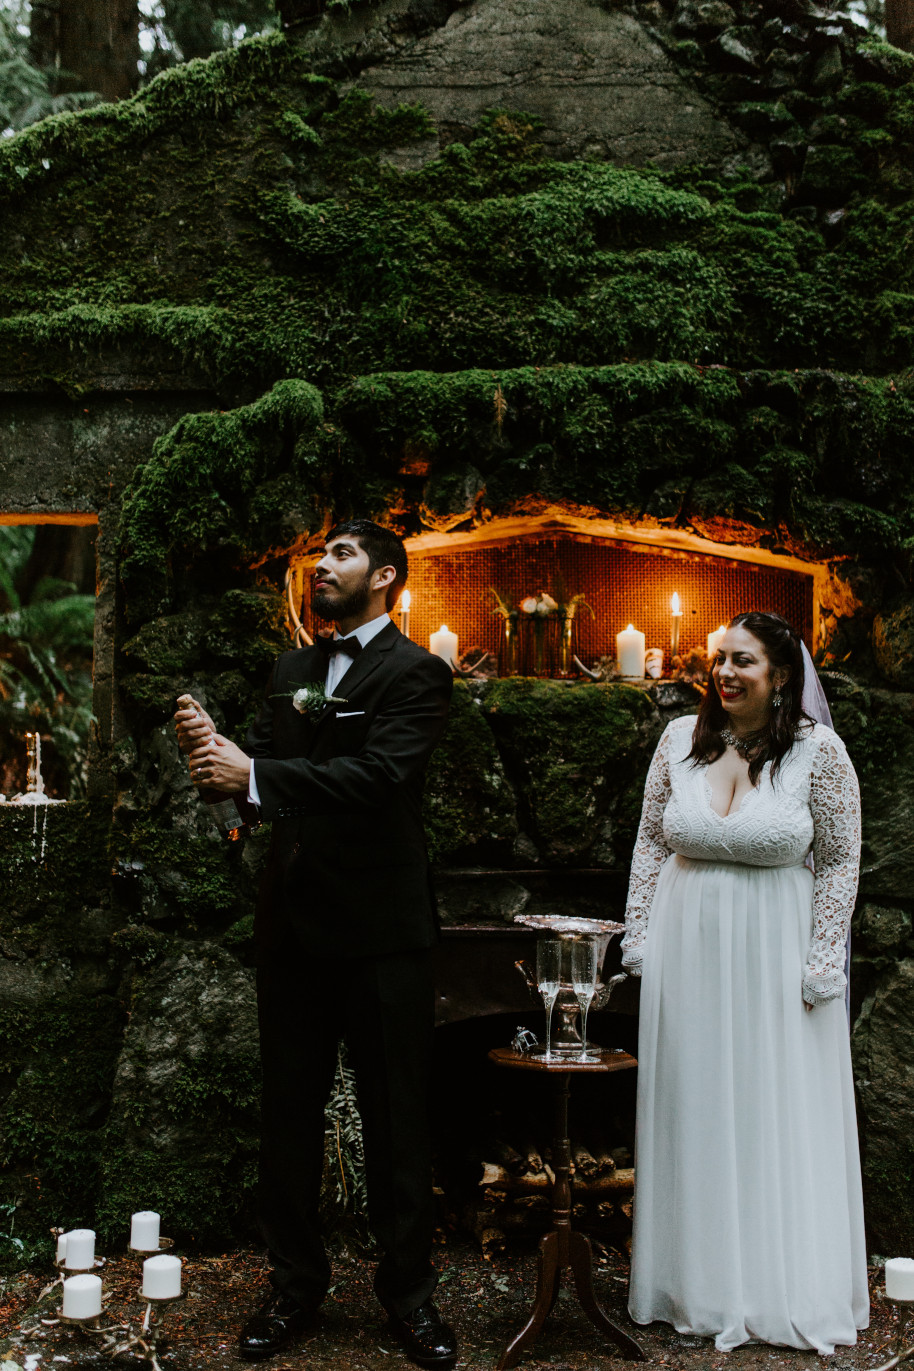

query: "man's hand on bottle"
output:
174 695 217 754
187 734 252 793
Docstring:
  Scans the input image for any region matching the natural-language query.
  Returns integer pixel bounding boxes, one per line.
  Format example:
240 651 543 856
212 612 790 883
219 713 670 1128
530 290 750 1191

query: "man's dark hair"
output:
325 519 408 612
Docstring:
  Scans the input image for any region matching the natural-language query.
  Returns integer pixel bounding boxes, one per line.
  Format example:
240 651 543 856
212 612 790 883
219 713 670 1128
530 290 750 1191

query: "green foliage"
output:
0 1 99 134
0 991 125 1268
0 532 95 799
140 0 279 77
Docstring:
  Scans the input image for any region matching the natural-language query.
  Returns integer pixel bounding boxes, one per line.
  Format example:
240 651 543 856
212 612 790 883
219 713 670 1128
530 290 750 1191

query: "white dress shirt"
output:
248 612 392 806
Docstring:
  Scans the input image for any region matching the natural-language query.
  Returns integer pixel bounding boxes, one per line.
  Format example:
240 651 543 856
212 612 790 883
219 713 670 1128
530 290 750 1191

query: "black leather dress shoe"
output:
386 1299 458 1368
238 1289 319 1362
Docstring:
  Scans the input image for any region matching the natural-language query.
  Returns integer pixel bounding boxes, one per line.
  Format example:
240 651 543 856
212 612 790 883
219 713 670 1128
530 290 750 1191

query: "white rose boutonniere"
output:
274 683 348 720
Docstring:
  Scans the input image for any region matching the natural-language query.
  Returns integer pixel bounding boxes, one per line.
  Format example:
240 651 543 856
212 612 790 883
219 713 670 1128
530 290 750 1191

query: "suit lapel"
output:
312 620 399 731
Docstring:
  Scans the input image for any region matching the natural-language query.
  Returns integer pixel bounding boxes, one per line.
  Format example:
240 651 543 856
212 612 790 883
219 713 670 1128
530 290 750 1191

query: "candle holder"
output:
882 1300 914 1371
43 1227 184 1371
874 1259 914 1371
129 1236 175 1254
51 1293 186 1371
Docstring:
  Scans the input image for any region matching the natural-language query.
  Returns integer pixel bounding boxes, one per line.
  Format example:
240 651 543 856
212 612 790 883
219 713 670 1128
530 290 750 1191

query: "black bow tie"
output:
315 634 363 660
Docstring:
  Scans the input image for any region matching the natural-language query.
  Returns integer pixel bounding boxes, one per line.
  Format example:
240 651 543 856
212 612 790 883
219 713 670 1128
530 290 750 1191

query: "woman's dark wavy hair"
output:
687 611 809 785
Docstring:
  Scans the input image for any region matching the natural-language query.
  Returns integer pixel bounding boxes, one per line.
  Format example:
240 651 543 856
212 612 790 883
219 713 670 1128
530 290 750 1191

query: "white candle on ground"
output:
142 1253 182 1300
130 1211 161 1251
886 1257 914 1301
62 1273 102 1319
56 1232 69 1263
64 1229 95 1270
430 624 458 666
616 624 645 678
707 624 727 660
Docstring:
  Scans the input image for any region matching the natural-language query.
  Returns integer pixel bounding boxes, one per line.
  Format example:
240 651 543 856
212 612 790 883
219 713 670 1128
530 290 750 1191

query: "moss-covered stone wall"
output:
3 0 914 1263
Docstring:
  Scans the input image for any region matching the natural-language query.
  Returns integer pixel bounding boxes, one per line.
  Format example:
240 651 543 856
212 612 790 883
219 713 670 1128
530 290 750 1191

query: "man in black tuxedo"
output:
175 521 456 1367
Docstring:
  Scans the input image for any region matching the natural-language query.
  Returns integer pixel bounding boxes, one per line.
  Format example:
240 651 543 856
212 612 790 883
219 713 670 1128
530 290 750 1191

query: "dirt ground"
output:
0 1235 904 1371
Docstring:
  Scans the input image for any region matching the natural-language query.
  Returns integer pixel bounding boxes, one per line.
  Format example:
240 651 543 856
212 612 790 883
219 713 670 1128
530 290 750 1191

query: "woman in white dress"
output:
622 611 868 1354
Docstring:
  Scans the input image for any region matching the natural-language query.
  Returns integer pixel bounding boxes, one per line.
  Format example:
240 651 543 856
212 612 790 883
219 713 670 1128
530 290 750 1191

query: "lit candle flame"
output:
671 592 681 615
401 589 411 611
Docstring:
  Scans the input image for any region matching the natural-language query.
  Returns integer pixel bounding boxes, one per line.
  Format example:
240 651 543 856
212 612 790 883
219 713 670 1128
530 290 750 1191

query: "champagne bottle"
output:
176 694 245 842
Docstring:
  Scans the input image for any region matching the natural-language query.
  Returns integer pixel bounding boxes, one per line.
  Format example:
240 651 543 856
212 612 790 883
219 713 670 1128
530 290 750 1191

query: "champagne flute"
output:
536 937 562 1061
571 937 600 1063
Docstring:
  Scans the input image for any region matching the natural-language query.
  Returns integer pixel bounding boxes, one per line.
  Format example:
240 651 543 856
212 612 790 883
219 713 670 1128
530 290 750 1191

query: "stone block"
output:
874 601 914 691
852 960 914 1251
858 903 913 955
353 0 746 167
97 942 259 1242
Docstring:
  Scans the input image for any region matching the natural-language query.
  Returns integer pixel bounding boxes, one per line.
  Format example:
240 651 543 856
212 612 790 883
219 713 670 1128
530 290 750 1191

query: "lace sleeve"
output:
621 725 675 976
803 731 861 1005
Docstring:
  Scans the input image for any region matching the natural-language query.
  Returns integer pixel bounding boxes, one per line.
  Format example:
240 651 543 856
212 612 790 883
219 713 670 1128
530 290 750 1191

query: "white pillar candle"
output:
616 624 645 678
142 1253 182 1300
62 1273 102 1319
130 1211 161 1251
56 1232 69 1263
429 624 458 665
886 1257 914 1301
707 624 727 660
64 1229 95 1270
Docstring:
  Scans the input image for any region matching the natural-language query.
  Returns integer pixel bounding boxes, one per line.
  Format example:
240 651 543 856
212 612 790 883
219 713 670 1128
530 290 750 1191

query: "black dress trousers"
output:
255 935 438 1317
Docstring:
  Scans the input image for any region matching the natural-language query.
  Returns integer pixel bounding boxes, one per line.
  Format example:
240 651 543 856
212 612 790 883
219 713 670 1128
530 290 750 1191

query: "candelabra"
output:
41 1218 183 1371
875 1259 914 1371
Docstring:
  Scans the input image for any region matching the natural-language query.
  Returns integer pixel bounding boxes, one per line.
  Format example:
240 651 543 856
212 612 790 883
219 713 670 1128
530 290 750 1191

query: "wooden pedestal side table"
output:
487 1046 646 1370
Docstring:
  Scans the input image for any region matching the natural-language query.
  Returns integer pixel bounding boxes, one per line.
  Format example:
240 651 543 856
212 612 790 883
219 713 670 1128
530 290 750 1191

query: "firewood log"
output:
491 1137 528 1176
571 1141 599 1177
518 1134 545 1173
479 1163 634 1195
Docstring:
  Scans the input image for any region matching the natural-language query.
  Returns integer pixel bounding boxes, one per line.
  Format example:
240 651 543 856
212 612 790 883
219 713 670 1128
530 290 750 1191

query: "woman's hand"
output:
803 998 813 1013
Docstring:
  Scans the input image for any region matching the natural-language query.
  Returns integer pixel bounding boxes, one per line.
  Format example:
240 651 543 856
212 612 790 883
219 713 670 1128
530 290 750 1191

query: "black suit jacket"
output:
245 621 454 959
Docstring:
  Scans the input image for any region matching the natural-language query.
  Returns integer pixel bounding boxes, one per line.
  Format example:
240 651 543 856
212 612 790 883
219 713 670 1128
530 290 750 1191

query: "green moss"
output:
119 379 325 617
478 680 658 864
0 802 110 937
423 681 518 864
0 995 125 1266
96 1143 258 1246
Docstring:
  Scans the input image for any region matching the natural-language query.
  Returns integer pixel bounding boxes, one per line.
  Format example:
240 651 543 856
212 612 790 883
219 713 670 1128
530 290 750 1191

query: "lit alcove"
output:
290 514 822 670
0 514 98 804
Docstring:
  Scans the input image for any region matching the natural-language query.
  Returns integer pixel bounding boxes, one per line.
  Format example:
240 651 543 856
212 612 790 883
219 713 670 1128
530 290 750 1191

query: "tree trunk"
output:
887 0 914 52
15 526 97 605
31 0 139 101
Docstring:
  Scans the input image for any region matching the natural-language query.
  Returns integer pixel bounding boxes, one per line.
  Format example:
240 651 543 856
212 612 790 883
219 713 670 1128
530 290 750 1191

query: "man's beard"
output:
311 574 373 622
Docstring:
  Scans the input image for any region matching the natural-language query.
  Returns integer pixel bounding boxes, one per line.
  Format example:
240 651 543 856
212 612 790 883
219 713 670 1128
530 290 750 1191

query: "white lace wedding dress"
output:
622 716 869 1353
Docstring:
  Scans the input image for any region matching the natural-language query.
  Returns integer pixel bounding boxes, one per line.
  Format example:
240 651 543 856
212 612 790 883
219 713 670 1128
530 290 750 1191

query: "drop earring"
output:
772 690 783 708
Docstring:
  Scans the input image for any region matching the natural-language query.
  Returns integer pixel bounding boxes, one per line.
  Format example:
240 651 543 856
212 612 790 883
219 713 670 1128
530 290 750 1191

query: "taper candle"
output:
670 593 682 662
398 588 411 641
